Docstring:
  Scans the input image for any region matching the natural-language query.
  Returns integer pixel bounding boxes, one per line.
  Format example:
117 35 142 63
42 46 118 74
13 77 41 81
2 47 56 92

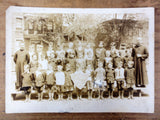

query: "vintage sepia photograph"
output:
5 6 154 113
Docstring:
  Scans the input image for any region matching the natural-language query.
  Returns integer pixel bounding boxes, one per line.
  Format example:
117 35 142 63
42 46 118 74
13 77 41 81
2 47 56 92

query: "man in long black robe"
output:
133 38 149 87
13 42 30 89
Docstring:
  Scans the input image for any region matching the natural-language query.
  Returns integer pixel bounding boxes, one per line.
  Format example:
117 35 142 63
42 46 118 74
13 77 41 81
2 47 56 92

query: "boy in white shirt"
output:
114 62 125 99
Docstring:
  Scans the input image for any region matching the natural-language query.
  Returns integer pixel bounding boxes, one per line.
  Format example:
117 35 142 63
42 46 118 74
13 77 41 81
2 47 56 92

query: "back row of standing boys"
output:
21 41 135 102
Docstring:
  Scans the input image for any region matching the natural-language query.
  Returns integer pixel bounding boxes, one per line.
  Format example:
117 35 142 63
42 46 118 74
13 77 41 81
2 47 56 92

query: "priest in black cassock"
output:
13 42 30 89
133 38 149 87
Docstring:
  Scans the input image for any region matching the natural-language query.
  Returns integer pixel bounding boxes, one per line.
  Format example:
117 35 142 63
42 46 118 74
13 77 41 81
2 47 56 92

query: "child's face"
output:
128 61 134 68
37 45 43 52
98 62 103 68
39 46 43 52
111 45 116 50
49 42 53 47
117 63 122 68
87 65 92 70
76 64 82 71
79 53 83 58
50 53 55 58
66 64 70 71
57 65 63 72
78 41 82 46
58 45 63 50
108 63 113 69
38 65 42 70
87 44 91 49
77 67 82 71
119 51 125 57
69 43 73 48
29 45 35 52
115 50 120 57
106 51 110 57
41 56 45 61
48 46 53 51
127 51 132 57
32 55 37 61
87 51 92 58
99 43 103 48
48 65 53 70
78 45 82 50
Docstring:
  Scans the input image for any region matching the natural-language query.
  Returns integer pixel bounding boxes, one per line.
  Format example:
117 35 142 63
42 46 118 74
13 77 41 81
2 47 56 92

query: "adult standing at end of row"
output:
133 37 149 87
13 42 30 89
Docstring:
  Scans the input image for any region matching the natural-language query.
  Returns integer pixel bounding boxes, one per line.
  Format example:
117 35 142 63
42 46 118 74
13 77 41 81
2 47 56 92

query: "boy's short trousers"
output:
56 85 65 93
20 86 31 94
20 86 31 91
107 82 114 91
117 81 124 91
36 86 43 93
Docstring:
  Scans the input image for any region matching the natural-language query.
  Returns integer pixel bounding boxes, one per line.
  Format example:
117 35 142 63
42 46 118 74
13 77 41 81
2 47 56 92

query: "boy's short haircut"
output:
117 61 123 66
108 62 113 66
56 59 63 65
32 53 37 58
128 61 134 65
110 42 116 46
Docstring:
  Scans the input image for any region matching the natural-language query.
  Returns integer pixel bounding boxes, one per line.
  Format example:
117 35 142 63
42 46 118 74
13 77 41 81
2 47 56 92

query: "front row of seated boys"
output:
21 57 135 102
